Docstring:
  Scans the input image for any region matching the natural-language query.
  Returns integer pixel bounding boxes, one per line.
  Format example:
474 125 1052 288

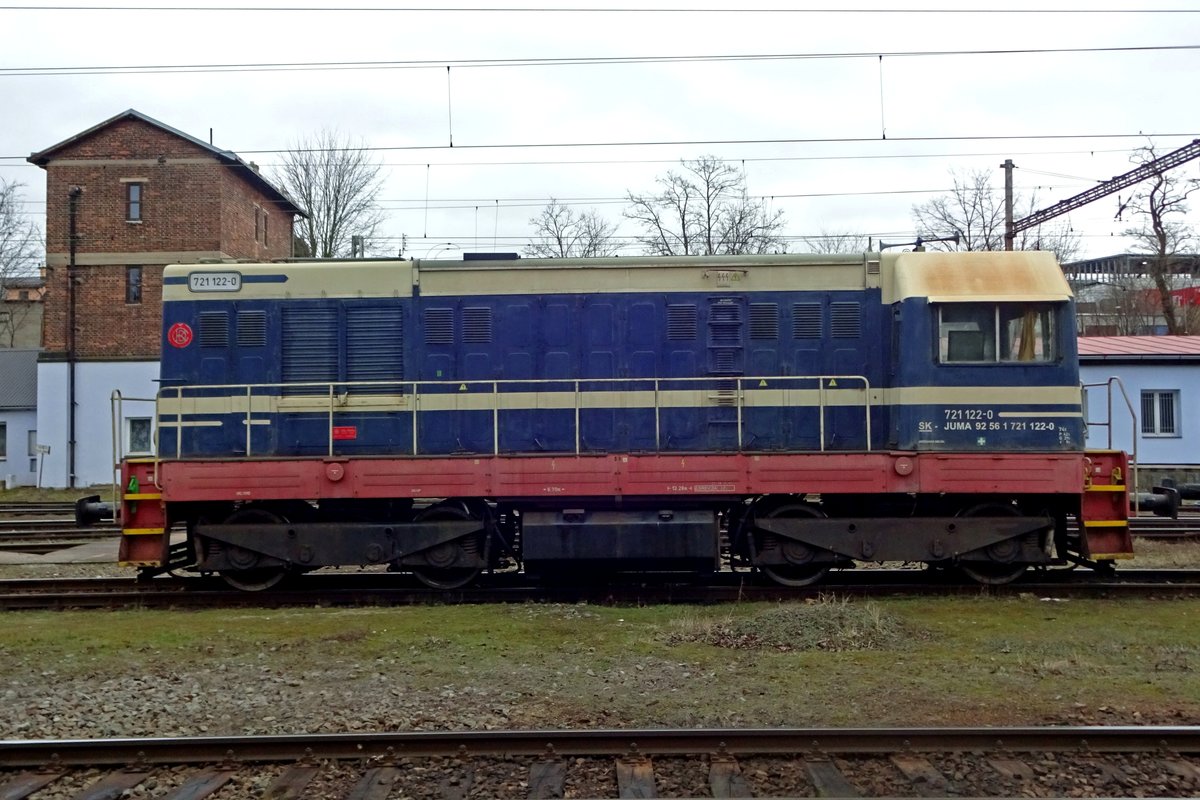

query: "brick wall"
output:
41 263 163 358
221 168 295 261
38 116 296 360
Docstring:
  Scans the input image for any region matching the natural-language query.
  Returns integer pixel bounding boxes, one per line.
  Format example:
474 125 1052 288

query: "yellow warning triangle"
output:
459 383 468 391
758 379 768 387
828 379 838 388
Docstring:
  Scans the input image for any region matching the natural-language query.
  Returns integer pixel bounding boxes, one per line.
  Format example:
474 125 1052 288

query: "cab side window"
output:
939 303 1054 364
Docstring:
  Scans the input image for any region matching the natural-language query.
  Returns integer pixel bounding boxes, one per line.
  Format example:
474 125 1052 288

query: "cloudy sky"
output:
2 0 1198 261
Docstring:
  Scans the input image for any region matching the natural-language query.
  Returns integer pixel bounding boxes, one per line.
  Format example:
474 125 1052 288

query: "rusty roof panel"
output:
887 251 1071 304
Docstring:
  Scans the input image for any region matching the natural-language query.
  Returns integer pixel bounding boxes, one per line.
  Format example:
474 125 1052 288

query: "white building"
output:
0 349 41 488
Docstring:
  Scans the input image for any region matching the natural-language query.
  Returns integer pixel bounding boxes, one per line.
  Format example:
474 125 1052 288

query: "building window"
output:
254 206 261 241
262 212 268 246
128 417 153 454
1141 390 1180 437
27 430 37 474
18 290 28 301
126 266 143 304
126 182 143 221
0 422 6 459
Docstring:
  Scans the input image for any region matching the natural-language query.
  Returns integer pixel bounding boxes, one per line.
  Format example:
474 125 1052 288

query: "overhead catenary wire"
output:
1 5 1196 13
0 145 1157 166
2 43 1197 77
6 131 1196 163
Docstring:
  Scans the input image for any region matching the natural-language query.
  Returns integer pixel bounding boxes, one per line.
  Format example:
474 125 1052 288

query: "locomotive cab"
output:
886 251 1082 453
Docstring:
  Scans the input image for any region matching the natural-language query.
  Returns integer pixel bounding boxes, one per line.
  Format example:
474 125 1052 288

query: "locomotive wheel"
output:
408 503 486 590
957 503 1030 586
755 503 832 588
217 507 290 592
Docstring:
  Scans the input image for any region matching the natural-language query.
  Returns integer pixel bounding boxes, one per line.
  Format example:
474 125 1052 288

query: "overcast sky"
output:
2 0 1199 261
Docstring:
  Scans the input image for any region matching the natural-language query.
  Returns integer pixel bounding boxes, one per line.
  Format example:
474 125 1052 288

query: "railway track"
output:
0 726 1197 798
0 502 78 517
2 568 1199 610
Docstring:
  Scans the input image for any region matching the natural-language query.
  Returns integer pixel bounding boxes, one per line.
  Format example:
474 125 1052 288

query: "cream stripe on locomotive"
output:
156 383 1083 422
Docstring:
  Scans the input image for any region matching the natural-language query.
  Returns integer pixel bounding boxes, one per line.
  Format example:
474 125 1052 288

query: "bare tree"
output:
912 170 1004 251
1121 142 1199 335
624 156 785 256
1077 278 1164 336
911 169 1080 263
0 179 42 347
274 129 386 259
805 230 870 254
525 199 618 258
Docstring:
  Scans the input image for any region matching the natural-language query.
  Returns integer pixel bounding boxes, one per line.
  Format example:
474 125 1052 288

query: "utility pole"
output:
1001 159 1015 251
66 186 81 489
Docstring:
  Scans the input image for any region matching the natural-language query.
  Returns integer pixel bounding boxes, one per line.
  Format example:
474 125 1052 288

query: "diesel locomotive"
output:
108 250 1132 590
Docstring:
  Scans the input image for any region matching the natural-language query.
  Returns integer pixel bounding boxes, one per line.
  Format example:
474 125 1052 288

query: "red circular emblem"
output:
167 322 194 348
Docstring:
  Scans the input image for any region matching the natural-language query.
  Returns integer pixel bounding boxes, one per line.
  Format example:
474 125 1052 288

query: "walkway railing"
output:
152 374 874 460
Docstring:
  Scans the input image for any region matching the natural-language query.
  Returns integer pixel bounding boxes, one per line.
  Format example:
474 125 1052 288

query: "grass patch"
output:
0 485 114 503
2 598 1198 729
665 597 918 652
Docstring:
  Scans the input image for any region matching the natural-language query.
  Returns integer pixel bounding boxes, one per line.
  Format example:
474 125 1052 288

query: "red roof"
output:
1078 335 1200 357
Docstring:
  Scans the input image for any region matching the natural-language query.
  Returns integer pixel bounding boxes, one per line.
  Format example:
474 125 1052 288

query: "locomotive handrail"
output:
1082 376 1139 505
152 374 874 459
110 390 163 493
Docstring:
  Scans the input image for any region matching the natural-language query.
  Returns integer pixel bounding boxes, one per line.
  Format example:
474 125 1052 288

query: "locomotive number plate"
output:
188 271 242 292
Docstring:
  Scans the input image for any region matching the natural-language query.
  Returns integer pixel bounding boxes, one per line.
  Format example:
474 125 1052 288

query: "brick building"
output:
27 109 304 487
0 274 44 349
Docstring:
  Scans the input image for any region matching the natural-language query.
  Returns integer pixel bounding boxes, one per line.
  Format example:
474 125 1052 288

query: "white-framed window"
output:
0 422 6 459
26 430 36 457
1141 390 1180 437
126 182 143 221
128 417 153 454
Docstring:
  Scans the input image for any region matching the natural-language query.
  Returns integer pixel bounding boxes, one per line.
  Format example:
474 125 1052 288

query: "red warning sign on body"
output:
167 322 194 348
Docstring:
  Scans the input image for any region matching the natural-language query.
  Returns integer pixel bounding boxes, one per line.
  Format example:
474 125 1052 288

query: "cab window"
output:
938 303 1054 364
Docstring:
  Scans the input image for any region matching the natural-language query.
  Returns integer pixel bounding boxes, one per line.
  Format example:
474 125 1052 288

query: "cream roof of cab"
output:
885 250 1072 304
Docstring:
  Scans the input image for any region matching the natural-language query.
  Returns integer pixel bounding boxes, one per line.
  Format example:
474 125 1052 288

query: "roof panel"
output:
0 349 39 410
1078 335 1200 357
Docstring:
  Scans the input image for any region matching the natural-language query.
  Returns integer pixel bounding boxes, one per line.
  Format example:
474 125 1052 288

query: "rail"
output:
151 374 874 461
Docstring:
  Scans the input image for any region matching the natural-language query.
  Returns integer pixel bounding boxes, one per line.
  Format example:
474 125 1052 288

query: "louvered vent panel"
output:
749 303 778 340
792 303 822 339
712 350 738 373
198 311 229 348
236 311 266 348
282 306 338 387
831 302 862 338
347 307 403 385
667 304 697 340
462 307 493 343
424 308 454 345
709 303 742 344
